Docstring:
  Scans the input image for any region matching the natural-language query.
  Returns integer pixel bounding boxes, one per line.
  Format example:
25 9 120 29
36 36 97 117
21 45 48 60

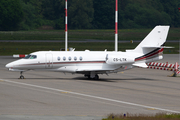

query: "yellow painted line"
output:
0 80 4 82
75 115 87 117
147 108 156 110
61 92 69 94
117 72 124 74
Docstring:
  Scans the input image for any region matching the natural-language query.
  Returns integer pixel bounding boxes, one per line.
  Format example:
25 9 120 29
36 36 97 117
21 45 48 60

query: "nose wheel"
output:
19 71 25 79
20 75 24 79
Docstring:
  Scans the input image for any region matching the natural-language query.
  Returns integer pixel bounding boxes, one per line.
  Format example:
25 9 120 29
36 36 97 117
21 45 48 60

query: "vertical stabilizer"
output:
126 26 170 65
133 26 170 54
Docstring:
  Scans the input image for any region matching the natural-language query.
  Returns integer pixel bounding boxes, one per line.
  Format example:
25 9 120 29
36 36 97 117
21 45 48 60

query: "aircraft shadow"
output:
7 77 157 82
72 77 156 82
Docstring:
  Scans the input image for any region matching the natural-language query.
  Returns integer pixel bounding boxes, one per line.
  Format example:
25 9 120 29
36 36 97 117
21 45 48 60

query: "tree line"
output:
0 0 180 31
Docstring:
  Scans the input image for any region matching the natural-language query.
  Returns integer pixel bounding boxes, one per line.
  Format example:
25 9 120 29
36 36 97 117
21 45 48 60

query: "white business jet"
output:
6 26 169 79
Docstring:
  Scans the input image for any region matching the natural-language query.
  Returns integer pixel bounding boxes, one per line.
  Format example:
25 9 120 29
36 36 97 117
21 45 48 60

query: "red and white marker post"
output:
147 62 179 69
65 0 68 51
13 54 27 58
115 0 118 52
146 62 180 77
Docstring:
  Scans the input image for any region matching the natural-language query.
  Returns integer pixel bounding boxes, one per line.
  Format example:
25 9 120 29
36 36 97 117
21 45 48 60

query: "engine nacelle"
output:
145 55 163 63
106 54 135 65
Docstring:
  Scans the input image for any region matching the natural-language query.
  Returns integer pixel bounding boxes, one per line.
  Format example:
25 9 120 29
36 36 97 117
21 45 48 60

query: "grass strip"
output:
0 28 179 40
103 113 180 120
0 42 178 55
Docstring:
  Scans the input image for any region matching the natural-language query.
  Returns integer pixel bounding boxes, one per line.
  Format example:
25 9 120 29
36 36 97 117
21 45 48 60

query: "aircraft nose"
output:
6 63 13 68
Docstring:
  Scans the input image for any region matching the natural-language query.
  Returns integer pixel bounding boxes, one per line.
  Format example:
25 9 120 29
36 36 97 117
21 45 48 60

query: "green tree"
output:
20 2 35 30
2 0 179 30
93 0 179 29
122 1 171 28
42 0 64 29
93 0 114 29
20 0 45 30
68 0 94 29
0 0 23 30
160 0 180 27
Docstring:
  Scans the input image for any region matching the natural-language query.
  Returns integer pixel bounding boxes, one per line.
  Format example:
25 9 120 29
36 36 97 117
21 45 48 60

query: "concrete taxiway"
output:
0 54 180 120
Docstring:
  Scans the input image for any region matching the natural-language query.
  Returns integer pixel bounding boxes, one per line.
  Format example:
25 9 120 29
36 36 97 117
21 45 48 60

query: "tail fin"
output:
127 26 170 67
134 26 170 53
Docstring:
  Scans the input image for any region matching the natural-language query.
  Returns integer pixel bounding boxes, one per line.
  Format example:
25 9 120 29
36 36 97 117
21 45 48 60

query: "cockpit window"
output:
30 55 37 59
24 55 31 59
23 55 37 59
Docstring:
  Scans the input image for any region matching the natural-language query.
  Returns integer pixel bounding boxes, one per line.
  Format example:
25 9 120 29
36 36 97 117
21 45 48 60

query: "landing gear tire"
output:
20 75 24 79
84 74 91 79
94 74 99 80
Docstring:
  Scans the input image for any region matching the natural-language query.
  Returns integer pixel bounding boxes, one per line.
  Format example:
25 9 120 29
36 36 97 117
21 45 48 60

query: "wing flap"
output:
76 68 104 72
132 63 148 68
142 45 174 48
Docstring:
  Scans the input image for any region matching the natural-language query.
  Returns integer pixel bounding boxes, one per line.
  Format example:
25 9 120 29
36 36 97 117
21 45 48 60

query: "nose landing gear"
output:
19 71 25 79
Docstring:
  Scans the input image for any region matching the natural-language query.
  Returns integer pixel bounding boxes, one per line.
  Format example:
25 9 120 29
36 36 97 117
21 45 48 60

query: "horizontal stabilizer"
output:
142 45 174 48
161 46 174 48
142 45 160 48
133 63 148 68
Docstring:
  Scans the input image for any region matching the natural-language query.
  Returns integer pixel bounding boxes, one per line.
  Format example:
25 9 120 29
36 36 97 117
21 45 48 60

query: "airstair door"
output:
46 53 53 68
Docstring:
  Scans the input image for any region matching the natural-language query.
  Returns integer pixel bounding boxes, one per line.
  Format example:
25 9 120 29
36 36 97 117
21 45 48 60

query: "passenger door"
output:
45 53 53 68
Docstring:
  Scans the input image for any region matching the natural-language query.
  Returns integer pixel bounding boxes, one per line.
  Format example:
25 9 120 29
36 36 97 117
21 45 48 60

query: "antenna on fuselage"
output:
65 0 68 51
115 0 118 52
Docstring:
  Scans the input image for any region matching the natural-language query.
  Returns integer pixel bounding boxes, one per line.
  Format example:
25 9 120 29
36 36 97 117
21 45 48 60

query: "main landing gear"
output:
84 73 99 80
94 74 99 80
19 71 25 79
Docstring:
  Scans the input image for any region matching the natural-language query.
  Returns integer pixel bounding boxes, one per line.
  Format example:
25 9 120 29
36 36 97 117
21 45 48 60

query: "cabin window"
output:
68 57 71 61
74 56 77 61
57 57 60 61
63 57 66 61
79 56 83 61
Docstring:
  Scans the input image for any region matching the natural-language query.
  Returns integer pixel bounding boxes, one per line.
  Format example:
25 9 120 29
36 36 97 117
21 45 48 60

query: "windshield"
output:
24 55 31 59
23 55 37 59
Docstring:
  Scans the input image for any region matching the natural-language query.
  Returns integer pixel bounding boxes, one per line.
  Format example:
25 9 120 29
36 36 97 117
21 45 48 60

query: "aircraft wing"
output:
75 65 133 74
75 67 109 74
57 66 108 74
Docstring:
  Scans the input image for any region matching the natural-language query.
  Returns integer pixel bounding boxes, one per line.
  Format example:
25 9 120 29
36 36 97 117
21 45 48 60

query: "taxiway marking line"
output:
1 79 180 114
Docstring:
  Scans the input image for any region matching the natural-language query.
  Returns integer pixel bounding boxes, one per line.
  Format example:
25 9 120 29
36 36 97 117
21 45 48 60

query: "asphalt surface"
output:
0 54 180 120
